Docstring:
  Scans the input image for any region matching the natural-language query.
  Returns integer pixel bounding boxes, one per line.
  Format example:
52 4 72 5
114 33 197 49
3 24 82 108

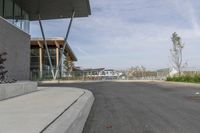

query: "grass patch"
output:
166 74 200 83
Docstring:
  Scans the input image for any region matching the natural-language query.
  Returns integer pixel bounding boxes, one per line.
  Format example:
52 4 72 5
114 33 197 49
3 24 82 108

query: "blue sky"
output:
31 0 200 70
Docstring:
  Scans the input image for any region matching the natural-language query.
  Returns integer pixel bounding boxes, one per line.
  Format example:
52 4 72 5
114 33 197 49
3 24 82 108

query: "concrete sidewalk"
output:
0 87 94 133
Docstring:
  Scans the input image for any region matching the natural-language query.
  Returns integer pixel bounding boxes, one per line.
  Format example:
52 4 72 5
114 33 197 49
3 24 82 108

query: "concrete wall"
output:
0 81 38 101
0 17 30 80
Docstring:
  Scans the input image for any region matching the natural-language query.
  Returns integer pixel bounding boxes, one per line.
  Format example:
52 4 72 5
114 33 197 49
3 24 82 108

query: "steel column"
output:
38 15 55 79
39 47 43 78
54 11 76 79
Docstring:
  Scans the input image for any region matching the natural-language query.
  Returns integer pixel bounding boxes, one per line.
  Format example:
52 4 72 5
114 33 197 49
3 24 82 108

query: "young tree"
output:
64 55 74 74
170 32 185 76
0 52 8 83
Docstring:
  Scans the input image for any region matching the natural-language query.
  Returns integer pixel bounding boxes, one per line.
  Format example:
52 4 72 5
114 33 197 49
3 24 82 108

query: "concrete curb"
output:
112 80 158 82
113 80 200 87
39 80 105 84
43 89 95 133
152 80 200 87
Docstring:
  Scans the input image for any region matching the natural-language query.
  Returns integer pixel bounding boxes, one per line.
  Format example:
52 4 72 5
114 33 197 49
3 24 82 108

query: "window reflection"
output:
0 0 3 16
14 3 21 28
21 10 30 33
31 48 40 70
0 0 30 33
44 48 57 69
4 0 13 23
31 47 58 76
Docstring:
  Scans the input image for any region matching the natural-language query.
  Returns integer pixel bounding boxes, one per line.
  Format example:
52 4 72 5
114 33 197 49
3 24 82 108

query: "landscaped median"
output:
0 86 94 133
166 75 200 83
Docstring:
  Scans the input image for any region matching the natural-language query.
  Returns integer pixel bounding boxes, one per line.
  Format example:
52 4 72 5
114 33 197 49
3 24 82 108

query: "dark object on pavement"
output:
104 124 113 129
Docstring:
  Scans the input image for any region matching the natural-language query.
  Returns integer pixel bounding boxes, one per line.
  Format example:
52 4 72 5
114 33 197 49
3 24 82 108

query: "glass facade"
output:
30 47 40 80
21 10 30 33
14 3 21 28
0 0 30 33
0 0 3 16
30 46 60 79
44 48 57 69
4 0 13 23
31 47 40 70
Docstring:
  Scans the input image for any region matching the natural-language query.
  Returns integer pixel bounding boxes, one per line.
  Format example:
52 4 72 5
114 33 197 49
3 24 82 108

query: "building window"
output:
14 2 21 28
0 0 3 16
0 0 30 33
42 47 57 78
43 48 57 69
4 0 14 23
31 47 40 79
21 10 30 33
31 48 40 70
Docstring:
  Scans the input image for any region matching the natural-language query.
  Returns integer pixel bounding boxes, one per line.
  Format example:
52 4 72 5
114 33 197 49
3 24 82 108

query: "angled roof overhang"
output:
15 0 91 20
31 37 78 61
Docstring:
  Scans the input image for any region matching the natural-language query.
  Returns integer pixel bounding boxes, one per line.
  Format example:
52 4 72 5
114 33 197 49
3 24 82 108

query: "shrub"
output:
166 74 200 83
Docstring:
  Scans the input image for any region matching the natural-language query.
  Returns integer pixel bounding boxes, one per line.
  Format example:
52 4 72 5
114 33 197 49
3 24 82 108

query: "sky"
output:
31 0 200 70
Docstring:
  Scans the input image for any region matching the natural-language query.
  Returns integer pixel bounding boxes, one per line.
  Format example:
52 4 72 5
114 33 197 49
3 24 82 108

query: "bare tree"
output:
170 32 185 76
126 65 147 79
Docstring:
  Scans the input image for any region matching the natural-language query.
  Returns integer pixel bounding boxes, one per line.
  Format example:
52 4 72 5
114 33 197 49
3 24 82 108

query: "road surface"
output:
40 81 200 133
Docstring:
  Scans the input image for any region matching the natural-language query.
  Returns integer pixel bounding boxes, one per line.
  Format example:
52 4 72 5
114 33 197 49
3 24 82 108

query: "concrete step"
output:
0 87 94 133
0 81 38 101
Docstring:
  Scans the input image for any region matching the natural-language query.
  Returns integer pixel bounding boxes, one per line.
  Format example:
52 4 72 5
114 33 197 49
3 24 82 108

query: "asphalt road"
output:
40 81 200 133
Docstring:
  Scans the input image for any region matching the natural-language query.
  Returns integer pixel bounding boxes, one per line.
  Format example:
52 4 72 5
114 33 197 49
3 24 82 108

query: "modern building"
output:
99 69 119 80
31 37 77 79
73 68 120 80
0 0 91 80
82 68 105 78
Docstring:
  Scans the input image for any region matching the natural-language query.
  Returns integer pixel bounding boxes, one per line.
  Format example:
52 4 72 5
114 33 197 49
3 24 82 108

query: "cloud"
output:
170 0 200 36
30 0 200 69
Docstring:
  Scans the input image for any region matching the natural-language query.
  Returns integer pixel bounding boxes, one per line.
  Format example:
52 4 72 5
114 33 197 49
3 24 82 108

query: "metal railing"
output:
30 67 200 81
